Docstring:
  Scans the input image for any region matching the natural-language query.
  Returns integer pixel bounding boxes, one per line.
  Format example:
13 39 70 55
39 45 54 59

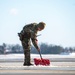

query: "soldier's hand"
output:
37 48 40 52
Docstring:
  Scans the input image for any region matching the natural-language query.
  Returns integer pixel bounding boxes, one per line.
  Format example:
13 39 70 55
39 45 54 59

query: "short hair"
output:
38 22 46 30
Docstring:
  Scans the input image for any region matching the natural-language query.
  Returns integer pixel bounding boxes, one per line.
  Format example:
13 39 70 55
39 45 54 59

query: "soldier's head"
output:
37 22 46 31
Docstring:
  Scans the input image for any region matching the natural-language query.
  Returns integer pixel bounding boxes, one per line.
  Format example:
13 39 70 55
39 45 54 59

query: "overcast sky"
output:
0 0 75 47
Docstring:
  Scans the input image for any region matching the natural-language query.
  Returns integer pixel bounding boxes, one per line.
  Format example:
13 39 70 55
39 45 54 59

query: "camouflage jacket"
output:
20 23 39 49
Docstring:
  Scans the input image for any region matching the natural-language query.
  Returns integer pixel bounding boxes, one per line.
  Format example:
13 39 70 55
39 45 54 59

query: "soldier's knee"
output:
24 49 30 54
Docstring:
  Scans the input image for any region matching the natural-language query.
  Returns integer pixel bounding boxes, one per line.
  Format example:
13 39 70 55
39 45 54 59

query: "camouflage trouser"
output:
21 38 31 65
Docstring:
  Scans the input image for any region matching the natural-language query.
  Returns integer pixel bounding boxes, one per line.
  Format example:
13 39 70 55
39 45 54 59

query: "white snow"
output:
0 53 75 60
0 53 75 70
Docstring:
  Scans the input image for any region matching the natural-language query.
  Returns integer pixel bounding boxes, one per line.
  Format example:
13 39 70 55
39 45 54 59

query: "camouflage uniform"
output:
18 23 39 65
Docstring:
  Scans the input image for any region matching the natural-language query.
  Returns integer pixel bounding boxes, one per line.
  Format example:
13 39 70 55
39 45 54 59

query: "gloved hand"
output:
37 47 40 52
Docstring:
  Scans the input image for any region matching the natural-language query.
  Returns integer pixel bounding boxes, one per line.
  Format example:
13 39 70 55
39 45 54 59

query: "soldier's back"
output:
23 23 37 31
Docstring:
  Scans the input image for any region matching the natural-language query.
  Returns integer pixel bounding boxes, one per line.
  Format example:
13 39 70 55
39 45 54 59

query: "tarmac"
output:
0 61 75 75
0 54 75 75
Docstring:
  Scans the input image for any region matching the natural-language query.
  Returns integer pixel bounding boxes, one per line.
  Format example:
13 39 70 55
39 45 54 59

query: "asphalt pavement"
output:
0 61 75 75
0 54 75 75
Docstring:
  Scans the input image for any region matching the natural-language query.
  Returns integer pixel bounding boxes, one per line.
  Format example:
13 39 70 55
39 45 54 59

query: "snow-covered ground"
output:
0 53 75 61
0 53 75 71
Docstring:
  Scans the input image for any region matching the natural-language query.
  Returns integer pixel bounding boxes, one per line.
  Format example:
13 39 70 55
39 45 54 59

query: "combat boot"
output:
23 62 33 66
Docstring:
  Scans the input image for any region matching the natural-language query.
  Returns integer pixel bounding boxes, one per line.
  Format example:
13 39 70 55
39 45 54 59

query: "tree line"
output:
0 43 75 54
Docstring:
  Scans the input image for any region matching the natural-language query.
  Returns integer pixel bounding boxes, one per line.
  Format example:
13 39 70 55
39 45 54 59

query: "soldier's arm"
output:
31 33 40 51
